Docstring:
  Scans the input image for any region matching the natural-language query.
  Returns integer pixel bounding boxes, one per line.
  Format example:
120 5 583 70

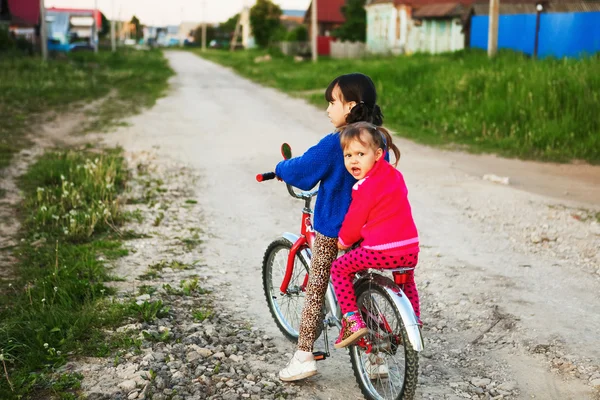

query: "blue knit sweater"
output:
275 133 355 238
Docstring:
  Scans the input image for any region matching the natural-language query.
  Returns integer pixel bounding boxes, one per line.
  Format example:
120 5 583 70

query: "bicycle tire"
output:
349 281 419 400
262 238 311 342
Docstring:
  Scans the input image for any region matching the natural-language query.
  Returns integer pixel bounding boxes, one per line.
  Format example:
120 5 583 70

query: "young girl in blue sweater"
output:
276 73 389 381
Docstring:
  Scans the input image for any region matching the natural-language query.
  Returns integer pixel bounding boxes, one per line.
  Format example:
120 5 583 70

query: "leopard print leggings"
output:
297 233 339 352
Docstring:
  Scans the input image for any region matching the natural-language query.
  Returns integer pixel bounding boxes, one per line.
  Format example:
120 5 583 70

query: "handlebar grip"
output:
256 172 276 182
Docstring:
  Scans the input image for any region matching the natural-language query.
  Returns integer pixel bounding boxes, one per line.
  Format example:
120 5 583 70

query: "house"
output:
46 8 102 45
365 0 471 54
2 0 39 26
468 0 600 58
281 9 305 30
304 0 346 55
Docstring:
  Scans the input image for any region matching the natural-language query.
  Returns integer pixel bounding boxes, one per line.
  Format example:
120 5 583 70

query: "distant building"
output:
365 0 471 54
281 9 305 30
304 0 346 55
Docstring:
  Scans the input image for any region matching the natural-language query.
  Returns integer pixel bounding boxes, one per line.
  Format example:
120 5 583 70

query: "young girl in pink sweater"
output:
332 121 421 349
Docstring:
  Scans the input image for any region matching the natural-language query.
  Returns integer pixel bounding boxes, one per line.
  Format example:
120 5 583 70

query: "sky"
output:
45 0 310 26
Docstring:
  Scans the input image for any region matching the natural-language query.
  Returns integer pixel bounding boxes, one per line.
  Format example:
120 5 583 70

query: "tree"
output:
249 0 282 47
99 12 110 38
193 25 219 46
221 13 240 36
130 16 143 41
333 0 367 42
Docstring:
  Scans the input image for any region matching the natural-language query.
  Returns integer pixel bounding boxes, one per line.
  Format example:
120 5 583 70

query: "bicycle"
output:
256 144 424 400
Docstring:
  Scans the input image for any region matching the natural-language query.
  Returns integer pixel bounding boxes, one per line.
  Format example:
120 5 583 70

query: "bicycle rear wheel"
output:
349 281 419 400
262 238 310 342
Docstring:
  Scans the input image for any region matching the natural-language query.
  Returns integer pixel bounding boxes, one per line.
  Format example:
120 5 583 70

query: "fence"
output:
279 41 310 56
470 11 600 58
330 41 366 59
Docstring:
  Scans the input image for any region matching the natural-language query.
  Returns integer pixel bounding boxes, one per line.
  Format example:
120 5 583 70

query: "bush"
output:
286 25 308 42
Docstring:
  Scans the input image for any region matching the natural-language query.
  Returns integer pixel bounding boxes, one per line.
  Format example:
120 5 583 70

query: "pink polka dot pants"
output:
331 248 420 318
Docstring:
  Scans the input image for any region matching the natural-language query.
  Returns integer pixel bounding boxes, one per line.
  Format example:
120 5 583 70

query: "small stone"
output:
187 351 201 362
590 378 600 387
118 379 137 392
471 377 491 388
212 351 226 359
497 381 517 391
128 390 139 400
197 348 212 358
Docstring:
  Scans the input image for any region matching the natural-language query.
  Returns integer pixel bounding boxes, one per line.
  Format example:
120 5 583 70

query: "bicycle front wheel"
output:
262 238 310 342
349 282 419 400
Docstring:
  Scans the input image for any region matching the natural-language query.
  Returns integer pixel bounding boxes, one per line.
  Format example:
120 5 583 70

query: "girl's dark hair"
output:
325 73 384 126
340 122 401 167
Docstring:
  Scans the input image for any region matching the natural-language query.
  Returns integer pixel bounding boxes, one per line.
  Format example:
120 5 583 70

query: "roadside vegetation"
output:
196 48 600 164
0 48 173 171
0 43 174 397
0 149 128 398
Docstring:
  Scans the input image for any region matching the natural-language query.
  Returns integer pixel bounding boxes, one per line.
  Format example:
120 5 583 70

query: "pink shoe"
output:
334 313 369 349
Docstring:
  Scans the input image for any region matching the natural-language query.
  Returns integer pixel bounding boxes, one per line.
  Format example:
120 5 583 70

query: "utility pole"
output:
230 12 241 51
533 3 543 58
201 0 207 51
487 0 499 58
311 0 318 62
92 0 98 52
39 0 48 60
110 0 116 52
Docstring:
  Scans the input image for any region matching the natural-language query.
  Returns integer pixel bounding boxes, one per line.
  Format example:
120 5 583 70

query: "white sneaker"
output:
279 353 318 382
364 354 389 380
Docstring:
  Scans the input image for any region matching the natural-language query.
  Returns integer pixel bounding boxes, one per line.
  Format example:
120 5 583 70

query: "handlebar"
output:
256 172 318 200
256 172 276 182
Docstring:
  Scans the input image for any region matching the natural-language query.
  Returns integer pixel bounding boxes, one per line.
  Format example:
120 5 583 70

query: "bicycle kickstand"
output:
313 319 331 361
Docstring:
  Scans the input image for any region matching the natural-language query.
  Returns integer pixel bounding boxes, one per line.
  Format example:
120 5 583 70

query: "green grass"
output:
0 148 140 398
196 48 600 163
0 49 174 170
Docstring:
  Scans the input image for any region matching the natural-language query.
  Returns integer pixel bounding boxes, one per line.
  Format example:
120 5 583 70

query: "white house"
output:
365 0 469 54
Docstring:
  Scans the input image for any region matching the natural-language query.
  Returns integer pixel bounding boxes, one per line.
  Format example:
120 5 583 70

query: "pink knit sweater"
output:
338 159 419 255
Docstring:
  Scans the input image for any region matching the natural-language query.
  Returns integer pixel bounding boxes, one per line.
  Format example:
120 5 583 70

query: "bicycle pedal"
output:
312 351 328 361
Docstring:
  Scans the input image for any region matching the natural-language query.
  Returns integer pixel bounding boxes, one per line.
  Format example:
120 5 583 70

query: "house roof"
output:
7 0 39 25
305 0 346 23
46 7 102 28
413 2 467 17
471 0 600 14
367 0 472 6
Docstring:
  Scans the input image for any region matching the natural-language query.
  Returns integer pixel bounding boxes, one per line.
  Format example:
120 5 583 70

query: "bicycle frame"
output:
279 184 316 294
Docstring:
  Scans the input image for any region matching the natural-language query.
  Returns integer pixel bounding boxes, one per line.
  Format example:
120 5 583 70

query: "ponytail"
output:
346 102 384 126
377 126 401 167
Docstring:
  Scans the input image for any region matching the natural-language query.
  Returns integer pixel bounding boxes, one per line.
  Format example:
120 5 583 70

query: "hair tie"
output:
359 101 365 104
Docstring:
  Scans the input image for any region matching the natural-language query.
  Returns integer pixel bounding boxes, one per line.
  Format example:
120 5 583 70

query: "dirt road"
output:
104 51 600 399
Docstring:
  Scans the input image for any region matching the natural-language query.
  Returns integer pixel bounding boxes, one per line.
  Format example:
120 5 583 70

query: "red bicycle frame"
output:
280 211 315 293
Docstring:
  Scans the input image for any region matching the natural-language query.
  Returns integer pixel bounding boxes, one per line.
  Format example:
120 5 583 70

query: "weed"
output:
127 300 170 322
153 211 165 227
139 285 158 295
181 232 202 250
185 199 198 204
123 209 145 223
162 284 183 296
137 271 161 281
193 307 214 322
142 329 171 343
